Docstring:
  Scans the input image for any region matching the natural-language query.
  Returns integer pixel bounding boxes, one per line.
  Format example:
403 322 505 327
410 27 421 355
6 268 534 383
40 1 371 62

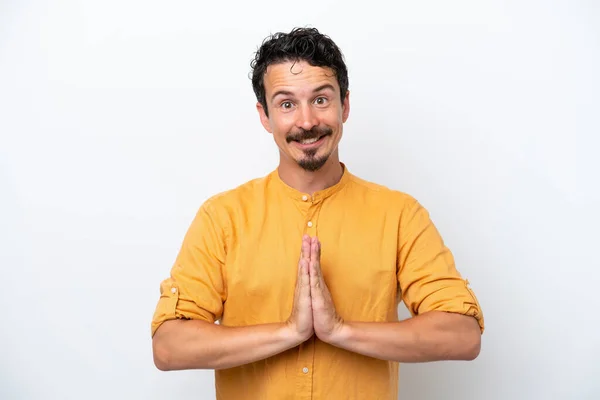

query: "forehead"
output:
263 61 339 96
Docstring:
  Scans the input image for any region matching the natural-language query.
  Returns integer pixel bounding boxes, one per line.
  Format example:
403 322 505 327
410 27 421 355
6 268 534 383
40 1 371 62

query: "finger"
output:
313 238 321 265
313 237 322 259
310 240 322 276
309 241 321 289
317 239 321 258
301 235 311 260
297 255 304 280
294 256 304 305
309 263 320 291
299 258 311 298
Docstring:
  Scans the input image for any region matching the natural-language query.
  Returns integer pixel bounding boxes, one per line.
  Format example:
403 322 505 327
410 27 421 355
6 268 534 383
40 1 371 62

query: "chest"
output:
221 200 400 324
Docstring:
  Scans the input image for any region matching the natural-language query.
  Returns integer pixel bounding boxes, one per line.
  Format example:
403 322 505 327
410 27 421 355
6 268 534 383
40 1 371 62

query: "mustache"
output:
286 126 333 143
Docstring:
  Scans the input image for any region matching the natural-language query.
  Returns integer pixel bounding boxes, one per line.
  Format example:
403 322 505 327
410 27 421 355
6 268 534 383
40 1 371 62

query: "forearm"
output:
329 311 481 363
152 319 301 370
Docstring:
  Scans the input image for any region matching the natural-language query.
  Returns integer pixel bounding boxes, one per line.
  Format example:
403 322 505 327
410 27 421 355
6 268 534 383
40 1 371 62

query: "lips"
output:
286 127 333 144
298 136 321 145
292 133 328 149
295 132 328 144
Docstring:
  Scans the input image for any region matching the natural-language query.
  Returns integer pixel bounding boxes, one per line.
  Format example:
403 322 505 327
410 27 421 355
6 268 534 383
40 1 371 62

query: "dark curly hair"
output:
250 27 349 117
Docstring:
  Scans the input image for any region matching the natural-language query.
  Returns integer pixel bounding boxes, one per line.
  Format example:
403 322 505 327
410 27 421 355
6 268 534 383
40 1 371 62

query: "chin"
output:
296 153 330 172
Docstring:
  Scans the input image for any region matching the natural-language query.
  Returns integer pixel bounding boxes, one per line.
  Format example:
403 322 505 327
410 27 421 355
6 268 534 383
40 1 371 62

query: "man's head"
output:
251 27 350 172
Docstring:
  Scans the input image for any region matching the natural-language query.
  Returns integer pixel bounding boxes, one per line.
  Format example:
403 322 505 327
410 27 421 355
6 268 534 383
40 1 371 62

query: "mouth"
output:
291 133 329 149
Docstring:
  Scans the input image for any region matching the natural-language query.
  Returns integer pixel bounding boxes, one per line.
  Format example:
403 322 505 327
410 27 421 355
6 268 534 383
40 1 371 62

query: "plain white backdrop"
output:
1 1 598 399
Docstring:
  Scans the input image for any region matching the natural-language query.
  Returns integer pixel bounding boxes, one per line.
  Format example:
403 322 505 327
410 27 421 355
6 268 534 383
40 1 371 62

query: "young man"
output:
151 27 484 400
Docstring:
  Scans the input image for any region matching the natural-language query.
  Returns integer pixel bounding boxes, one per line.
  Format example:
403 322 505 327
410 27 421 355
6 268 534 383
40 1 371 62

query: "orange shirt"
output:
151 163 484 400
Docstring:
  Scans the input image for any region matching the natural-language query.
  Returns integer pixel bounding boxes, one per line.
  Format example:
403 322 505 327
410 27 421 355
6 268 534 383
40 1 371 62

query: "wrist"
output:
322 320 350 346
279 321 308 347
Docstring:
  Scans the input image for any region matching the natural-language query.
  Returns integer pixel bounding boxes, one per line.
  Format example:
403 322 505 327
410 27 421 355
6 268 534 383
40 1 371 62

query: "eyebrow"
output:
270 84 336 102
313 84 335 93
271 90 294 102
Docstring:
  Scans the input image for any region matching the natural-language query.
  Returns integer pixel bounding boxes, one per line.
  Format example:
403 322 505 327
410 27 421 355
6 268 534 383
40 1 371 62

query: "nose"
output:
295 103 318 131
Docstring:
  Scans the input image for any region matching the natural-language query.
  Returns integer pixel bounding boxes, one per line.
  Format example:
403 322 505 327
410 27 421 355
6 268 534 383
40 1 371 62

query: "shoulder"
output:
198 173 271 218
345 171 437 233
346 171 419 211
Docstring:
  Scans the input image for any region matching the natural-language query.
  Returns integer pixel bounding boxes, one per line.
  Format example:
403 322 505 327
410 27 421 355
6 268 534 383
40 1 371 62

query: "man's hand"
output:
285 235 314 343
308 237 344 343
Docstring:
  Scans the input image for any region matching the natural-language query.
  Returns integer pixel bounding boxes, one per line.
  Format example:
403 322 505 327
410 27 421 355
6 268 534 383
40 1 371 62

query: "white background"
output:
1 1 598 399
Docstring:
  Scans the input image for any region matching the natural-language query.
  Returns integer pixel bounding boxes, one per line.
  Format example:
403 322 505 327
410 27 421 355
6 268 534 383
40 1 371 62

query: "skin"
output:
259 60 481 361
152 60 481 371
257 60 349 194
304 235 481 363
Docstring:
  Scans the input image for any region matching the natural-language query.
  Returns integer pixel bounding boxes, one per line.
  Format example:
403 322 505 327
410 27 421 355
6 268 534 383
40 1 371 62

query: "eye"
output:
281 101 294 109
314 96 328 106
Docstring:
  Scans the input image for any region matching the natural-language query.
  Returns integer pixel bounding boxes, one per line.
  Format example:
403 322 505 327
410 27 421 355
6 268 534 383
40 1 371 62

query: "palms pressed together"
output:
288 235 344 344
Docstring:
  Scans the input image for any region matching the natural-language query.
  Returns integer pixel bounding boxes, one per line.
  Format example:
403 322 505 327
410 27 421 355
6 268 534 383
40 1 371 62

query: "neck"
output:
277 151 343 195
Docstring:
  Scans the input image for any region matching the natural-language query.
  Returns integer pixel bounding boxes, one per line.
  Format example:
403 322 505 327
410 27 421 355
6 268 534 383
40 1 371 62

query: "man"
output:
151 27 484 399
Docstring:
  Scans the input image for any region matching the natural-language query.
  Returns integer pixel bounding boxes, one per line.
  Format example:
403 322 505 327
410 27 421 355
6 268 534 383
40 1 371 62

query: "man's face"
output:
257 60 350 172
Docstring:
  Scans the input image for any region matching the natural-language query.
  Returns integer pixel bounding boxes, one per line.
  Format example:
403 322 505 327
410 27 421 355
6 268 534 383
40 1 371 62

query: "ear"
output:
342 90 350 123
256 102 272 133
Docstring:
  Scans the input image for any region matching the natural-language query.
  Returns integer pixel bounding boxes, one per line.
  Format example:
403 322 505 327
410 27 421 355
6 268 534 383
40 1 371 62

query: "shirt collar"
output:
271 162 351 203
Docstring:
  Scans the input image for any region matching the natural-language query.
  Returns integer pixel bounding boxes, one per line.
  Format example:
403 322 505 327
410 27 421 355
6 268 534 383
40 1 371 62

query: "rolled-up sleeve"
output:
151 200 227 337
397 199 484 333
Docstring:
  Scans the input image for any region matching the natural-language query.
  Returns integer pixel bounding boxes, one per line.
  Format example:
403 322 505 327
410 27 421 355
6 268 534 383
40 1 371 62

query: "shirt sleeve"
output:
397 198 485 333
151 200 227 337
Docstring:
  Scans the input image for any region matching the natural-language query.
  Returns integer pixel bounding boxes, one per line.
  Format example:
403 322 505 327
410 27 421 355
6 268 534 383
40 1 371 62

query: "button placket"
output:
295 335 315 397
301 196 321 237
305 213 317 235
305 198 324 237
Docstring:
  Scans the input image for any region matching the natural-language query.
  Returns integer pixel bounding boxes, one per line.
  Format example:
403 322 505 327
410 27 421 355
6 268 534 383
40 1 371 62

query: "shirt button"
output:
171 287 177 294
307 221 313 227
302 367 309 374
302 195 308 201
